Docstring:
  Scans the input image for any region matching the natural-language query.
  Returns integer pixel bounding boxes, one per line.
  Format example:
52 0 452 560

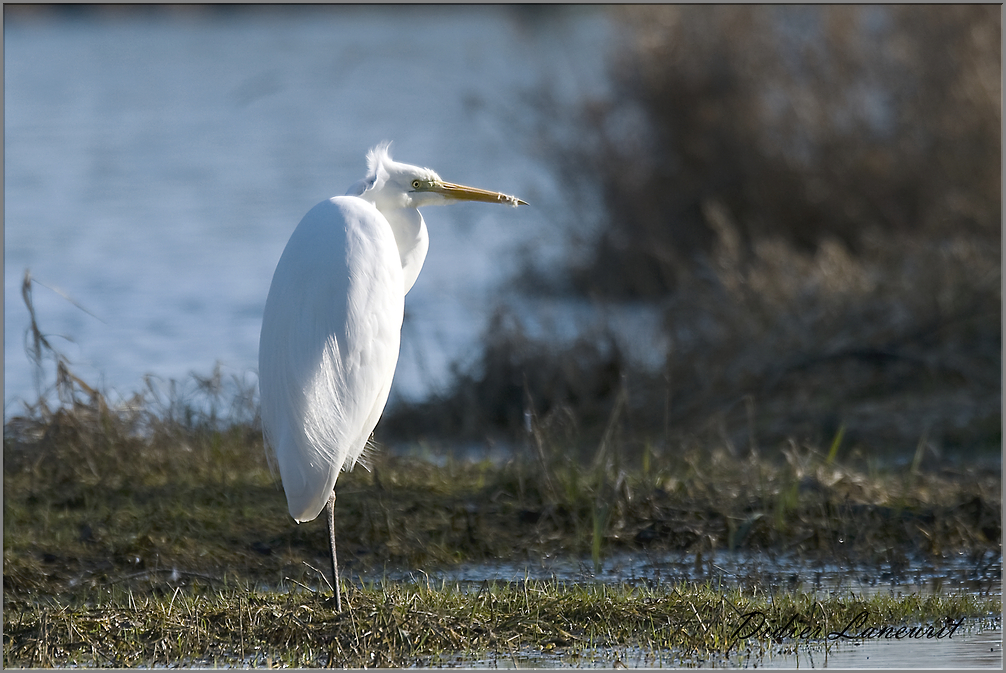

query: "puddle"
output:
423 621 1002 668
379 547 1002 599
769 623 1002 668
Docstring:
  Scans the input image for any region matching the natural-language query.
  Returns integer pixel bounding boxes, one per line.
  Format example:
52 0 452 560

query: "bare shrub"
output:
4 271 264 493
533 5 1000 298
387 8 1001 455
647 209 1001 455
380 307 628 443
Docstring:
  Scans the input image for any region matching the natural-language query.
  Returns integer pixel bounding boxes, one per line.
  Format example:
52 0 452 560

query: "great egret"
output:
259 142 526 610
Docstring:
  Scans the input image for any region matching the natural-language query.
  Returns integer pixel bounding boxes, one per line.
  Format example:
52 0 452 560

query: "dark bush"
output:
535 6 1000 298
380 306 628 443
385 7 1001 458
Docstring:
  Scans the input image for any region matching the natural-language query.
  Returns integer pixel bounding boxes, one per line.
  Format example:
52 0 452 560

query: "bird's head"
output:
350 142 528 211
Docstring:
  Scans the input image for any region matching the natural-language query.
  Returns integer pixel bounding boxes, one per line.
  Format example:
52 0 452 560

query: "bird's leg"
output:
326 491 342 611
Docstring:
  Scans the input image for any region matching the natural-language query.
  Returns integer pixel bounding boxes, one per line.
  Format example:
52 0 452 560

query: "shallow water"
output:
4 5 618 413
382 548 1001 600
457 624 1002 668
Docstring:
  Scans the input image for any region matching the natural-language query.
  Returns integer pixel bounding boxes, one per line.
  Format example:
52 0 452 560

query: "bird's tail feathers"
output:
347 433 380 473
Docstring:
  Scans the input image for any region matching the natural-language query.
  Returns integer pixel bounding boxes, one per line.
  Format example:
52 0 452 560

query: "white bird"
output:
259 142 526 609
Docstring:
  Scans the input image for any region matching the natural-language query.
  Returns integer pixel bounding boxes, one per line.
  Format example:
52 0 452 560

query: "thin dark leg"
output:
326 491 342 611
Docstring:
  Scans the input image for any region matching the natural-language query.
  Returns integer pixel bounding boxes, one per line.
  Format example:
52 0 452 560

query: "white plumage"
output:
258 143 526 607
259 195 404 521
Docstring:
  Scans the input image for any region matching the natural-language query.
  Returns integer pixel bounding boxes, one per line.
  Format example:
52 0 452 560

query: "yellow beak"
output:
429 181 528 207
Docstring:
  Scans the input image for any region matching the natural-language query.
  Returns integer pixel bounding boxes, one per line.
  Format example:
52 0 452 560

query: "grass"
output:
5 398 1000 596
4 577 1000 668
4 376 1001 666
4 275 1000 666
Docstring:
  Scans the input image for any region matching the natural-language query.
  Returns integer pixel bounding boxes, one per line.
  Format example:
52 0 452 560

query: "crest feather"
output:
366 141 393 176
345 142 394 197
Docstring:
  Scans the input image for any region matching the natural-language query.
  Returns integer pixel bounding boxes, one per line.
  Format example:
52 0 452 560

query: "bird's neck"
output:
381 207 429 294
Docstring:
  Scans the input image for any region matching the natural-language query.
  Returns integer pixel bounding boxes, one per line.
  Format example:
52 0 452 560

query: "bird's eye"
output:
411 180 422 189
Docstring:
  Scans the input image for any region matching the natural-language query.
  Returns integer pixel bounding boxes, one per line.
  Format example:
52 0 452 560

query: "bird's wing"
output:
259 196 404 522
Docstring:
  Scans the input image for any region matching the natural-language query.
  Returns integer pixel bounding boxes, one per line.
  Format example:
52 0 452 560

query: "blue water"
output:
4 5 617 415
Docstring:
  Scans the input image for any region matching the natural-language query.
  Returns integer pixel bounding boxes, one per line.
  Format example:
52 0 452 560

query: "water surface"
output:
4 5 616 413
